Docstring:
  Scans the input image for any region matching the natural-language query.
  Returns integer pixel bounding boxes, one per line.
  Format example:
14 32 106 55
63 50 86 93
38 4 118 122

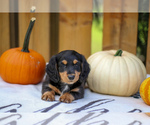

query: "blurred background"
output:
0 0 150 73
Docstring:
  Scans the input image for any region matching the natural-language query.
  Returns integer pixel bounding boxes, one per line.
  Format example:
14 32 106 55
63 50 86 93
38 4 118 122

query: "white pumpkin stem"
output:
114 49 123 56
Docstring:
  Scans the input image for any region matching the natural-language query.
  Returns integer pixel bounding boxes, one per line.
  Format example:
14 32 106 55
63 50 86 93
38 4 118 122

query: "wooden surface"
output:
59 0 93 59
0 0 149 69
9 13 19 48
146 1 150 74
103 0 123 50
18 0 50 12
103 0 122 13
9 0 18 48
0 0 9 12
59 13 92 58
0 0 10 56
103 13 122 50
59 0 92 12
120 0 138 54
0 13 10 56
119 13 138 54
103 0 138 55
50 13 59 57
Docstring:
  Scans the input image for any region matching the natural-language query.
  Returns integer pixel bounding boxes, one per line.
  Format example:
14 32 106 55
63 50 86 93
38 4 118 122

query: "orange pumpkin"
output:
140 77 150 105
0 17 46 85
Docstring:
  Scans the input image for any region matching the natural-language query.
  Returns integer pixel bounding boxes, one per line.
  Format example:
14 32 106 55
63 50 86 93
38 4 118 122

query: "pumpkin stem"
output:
21 17 36 52
114 49 123 56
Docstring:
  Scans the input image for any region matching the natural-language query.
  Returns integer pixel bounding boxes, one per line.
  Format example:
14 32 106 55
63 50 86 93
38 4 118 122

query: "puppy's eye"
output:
62 63 67 68
60 63 67 68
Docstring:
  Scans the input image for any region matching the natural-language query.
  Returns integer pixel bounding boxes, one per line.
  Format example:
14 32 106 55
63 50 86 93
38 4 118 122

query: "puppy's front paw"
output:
59 93 74 103
42 91 55 101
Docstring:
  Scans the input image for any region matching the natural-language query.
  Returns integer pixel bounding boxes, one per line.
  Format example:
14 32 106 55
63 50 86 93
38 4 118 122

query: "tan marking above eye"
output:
73 59 78 64
62 60 67 65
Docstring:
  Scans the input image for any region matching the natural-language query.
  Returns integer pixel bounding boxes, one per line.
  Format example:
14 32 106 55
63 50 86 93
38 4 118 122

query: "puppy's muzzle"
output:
68 74 75 80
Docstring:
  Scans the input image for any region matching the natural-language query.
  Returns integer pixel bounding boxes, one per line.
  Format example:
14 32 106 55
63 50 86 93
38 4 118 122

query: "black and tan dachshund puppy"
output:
41 50 90 103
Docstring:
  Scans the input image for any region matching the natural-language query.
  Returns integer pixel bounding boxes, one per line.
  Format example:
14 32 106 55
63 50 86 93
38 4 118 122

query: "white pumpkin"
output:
87 50 147 96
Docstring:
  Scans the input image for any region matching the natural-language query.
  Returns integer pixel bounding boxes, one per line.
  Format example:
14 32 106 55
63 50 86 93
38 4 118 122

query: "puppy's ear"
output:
79 55 90 83
46 55 60 83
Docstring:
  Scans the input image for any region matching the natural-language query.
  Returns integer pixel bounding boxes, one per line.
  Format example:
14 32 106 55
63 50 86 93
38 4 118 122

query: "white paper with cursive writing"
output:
0 75 150 125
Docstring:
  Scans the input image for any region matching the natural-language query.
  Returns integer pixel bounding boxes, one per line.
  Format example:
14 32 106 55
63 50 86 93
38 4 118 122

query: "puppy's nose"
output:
68 75 75 80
